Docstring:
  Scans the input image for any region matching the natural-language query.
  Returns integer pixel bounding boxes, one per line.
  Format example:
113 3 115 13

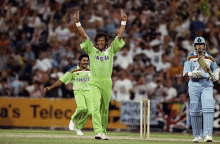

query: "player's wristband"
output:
76 22 81 27
188 72 192 77
121 21 126 25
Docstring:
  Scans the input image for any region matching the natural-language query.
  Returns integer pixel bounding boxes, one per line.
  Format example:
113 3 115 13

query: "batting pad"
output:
203 112 214 137
202 99 215 113
191 115 203 137
189 102 202 116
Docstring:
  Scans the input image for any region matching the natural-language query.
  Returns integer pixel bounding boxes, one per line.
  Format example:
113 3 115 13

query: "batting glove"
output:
209 70 219 82
188 66 203 78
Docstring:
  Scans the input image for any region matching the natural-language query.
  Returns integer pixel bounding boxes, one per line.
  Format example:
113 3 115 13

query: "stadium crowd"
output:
0 0 220 104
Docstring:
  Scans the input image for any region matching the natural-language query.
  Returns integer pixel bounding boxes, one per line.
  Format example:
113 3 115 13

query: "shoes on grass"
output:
69 120 76 131
69 120 83 135
204 133 213 142
193 135 202 143
75 128 83 136
102 133 109 140
95 132 109 140
95 132 102 139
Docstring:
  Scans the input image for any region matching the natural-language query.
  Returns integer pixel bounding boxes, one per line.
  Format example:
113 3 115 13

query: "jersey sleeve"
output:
80 37 94 55
183 61 191 76
111 36 125 55
211 61 219 72
59 72 74 85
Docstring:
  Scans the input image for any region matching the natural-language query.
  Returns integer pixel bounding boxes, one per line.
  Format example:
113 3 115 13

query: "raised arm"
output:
117 10 127 41
74 11 88 41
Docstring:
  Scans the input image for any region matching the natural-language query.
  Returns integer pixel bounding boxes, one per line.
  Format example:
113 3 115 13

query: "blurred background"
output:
0 0 220 133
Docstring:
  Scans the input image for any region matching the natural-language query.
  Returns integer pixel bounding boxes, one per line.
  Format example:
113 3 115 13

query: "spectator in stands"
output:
133 54 145 71
167 56 183 80
33 51 52 73
10 79 26 97
63 56 77 73
36 0 51 22
103 16 117 34
149 40 163 68
6 56 21 75
144 65 155 84
47 11 59 43
156 53 171 72
50 67 64 80
16 32 28 52
114 71 133 102
2 87 11 97
127 73 136 86
162 35 174 56
172 74 188 97
0 33 11 55
0 78 9 96
190 11 205 40
131 76 149 102
27 10 41 28
182 31 194 54
209 42 218 56
20 60 35 84
114 46 133 70
62 81 74 99
26 80 44 99
24 43 35 61
59 43 75 60
55 20 71 42
44 77 60 98
45 50 60 69
177 92 188 103
162 79 177 102
148 74 166 101
33 69 47 84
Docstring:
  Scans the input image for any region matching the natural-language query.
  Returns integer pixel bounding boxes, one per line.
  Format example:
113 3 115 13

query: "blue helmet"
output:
194 37 206 54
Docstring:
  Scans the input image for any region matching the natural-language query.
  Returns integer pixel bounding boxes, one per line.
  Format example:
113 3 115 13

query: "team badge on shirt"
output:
104 51 109 55
76 73 79 75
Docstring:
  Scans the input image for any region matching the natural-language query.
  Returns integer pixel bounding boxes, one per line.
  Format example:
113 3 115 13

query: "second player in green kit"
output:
44 54 91 135
74 10 127 140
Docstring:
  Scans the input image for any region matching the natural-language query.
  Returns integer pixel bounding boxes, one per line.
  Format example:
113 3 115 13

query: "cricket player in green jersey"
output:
74 10 127 140
44 54 92 135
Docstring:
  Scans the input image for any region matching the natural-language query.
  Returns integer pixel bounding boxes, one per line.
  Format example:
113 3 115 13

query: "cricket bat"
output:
198 56 213 77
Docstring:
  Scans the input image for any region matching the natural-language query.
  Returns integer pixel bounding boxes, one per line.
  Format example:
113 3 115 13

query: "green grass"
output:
0 129 220 144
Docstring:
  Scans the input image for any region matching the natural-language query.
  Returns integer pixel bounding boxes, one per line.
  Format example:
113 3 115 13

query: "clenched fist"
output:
209 71 219 82
188 66 203 78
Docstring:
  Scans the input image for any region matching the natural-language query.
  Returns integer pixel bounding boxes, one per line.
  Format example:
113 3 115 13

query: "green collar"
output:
77 64 89 70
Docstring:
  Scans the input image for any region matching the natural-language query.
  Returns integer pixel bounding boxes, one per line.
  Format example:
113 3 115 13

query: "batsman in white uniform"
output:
183 37 219 143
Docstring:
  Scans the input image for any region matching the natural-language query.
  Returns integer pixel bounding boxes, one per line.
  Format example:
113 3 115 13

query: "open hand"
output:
44 87 50 93
121 10 127 21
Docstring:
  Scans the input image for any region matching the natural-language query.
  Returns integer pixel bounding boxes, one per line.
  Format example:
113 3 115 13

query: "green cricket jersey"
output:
59 65 91 91
80 36 125 78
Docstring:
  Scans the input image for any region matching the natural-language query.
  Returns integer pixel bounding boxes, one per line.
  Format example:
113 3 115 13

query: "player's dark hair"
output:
95 32 109 46
79 54 89 61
